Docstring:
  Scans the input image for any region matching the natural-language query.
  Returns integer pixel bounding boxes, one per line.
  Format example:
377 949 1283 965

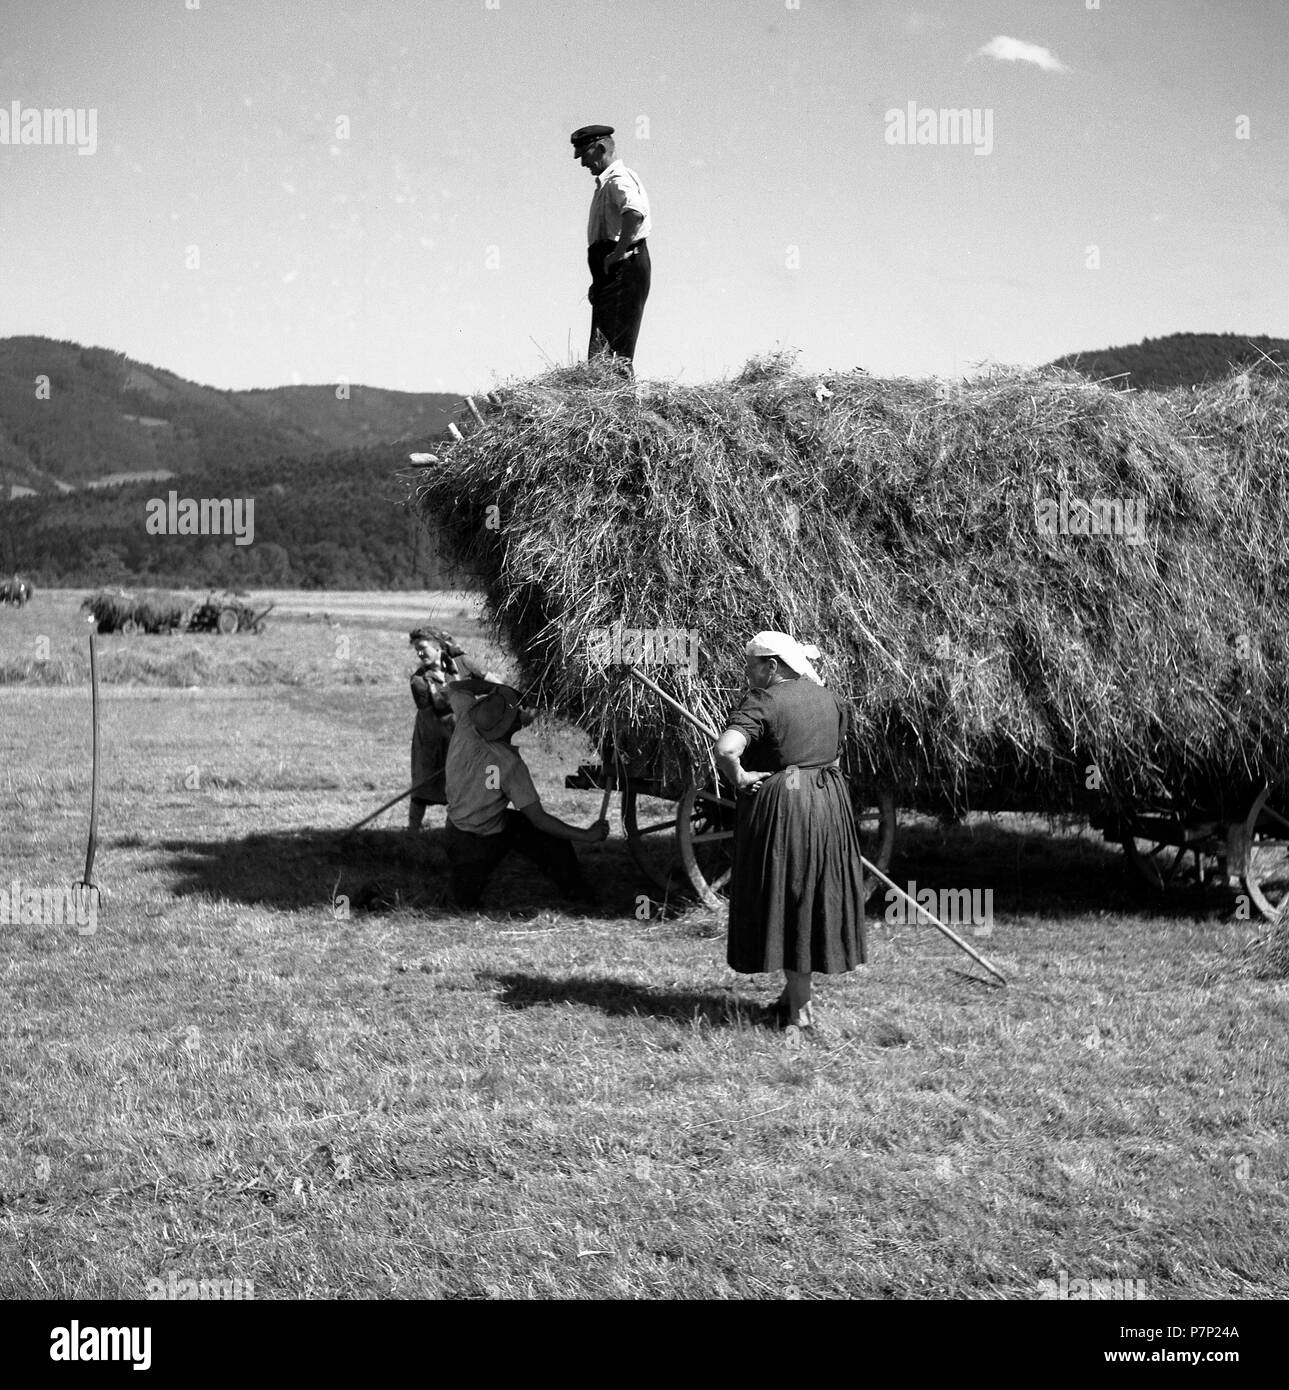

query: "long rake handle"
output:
626 666 1007 986
849 857 1007 985
348 780 436 833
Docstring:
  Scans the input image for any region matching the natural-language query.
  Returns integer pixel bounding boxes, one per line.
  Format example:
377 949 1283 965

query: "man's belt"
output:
588 237 647 257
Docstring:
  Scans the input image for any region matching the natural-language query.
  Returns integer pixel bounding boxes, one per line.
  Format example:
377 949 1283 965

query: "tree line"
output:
1051 333 1289 390
0 448 460 590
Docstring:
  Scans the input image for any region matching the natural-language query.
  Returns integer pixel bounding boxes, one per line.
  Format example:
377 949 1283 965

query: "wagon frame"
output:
1095 785 1289 922
569 748 1288 922
567 757 896 910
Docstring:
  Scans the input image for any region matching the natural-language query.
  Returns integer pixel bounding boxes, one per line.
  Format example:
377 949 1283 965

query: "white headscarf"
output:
745 631 824 685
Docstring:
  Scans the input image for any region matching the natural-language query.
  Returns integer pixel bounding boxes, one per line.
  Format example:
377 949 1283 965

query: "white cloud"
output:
976 35 1068 73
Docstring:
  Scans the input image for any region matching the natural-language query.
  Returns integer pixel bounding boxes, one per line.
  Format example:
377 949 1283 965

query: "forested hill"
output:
0 337 461 494
1050 333 1289 390
0 445 455 590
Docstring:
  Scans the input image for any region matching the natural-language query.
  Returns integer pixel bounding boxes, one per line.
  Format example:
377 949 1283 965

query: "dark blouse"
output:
723 679 848 773
411 664 452 717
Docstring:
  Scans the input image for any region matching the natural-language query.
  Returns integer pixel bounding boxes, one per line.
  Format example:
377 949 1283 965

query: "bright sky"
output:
2 0 1286 392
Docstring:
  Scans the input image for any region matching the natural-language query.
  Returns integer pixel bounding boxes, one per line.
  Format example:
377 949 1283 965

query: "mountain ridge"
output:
1047 331 1289 390
0 336 463 494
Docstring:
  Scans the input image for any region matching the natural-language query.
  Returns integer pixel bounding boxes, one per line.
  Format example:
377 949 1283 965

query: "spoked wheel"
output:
626 776 899 910
622 778 738 908
1120 807 1227 894
621 781 690 899
676 782 737 908
121 618 139 636
216 607 240 635
1240 784 1289 922
666 780 898 911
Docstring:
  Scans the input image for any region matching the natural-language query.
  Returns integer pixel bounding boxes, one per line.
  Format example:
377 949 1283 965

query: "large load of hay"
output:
410 357 1289 817
82 588 189 634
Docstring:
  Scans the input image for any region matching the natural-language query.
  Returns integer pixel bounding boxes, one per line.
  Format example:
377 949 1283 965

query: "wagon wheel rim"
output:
621 783 687 899
121 618 139 636
677 781 735 909
216 607 239 635
1241 784 1289 923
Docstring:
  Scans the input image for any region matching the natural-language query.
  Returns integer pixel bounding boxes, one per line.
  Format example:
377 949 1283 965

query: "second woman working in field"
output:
407 628 454 831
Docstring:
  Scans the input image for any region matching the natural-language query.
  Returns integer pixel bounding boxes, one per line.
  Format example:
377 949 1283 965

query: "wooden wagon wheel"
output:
1120 806 1225 893
669 780 897 910
121 618 139 636
216 607 240 636
1239 784 1289 922
676 781 736 908
621 780 689 898
625 770 899 909
621 775 744 906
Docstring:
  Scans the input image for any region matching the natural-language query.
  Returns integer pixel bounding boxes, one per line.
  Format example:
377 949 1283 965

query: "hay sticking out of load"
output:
410 356 1289 815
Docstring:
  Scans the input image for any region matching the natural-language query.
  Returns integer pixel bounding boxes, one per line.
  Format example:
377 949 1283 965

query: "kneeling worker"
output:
444 677 609 909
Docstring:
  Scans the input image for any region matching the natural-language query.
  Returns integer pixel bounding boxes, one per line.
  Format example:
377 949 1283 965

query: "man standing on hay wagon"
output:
570 124 652 369
443 677 609 909
713 633 868 1034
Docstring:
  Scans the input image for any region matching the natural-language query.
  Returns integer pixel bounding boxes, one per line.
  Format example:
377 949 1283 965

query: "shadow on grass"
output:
881 814 1240 924
155 813 1235 924
159 826 437 911
482 969 763 1028
157 825 648 919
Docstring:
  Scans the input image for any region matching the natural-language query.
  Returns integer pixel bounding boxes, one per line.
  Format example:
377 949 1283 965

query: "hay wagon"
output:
83 589 274 636
413 365 1289 925
567 744 896 910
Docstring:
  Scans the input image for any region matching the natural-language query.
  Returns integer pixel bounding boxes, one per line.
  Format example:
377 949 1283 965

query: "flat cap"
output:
570 124 614 147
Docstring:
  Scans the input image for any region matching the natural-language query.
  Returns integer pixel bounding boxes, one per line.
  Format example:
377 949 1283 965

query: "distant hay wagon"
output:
81 588 273 636
411 360 1289 919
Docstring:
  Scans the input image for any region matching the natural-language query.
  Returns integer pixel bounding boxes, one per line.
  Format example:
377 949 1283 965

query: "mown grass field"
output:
0 591 1286 1301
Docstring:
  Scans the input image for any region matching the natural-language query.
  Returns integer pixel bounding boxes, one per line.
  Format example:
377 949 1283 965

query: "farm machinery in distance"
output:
82 588 275 636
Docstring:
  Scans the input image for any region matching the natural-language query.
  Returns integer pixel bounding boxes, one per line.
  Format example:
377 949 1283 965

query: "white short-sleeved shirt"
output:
587 159 652 245
445 716 540 836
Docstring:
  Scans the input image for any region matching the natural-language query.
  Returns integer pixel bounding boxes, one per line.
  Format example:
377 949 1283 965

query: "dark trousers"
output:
445 812 587 909
588 238 650 365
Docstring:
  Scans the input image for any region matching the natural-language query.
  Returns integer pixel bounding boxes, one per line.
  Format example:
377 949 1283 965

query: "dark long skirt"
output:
727 765 866 975
411 709 449 806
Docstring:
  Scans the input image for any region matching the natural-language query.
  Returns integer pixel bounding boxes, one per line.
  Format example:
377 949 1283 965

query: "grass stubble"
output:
0 595 1286 1301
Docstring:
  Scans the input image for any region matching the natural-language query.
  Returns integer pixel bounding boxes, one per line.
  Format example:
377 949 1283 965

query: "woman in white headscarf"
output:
713 632 866 1032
